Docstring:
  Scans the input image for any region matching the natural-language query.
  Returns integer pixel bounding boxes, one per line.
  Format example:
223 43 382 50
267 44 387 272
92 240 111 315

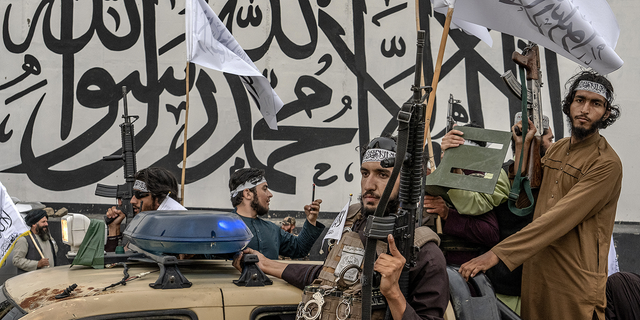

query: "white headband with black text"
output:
230 177 267 197
134 180 149 192
575 80 612 103
362 148 396 163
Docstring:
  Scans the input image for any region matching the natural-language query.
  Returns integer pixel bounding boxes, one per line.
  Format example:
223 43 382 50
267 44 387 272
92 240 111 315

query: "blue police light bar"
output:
123 211 253 255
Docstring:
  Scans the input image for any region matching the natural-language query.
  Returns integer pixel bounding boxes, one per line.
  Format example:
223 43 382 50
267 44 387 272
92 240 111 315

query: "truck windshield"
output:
0 286 25 320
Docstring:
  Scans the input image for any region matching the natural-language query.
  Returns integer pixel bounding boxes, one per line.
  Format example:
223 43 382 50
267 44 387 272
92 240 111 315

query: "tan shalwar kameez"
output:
492 133 622 320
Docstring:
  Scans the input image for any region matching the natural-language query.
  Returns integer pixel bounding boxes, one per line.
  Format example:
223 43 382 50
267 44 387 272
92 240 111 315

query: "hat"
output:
25 209 47 226
281 216 296 226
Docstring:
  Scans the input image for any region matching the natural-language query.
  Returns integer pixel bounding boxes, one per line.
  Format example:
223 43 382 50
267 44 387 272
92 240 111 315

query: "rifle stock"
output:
512 45 539 81
511 42 543 189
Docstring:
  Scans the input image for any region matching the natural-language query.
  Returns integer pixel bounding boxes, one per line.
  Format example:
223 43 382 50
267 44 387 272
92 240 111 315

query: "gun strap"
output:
361 103 412 320
508 66 536 217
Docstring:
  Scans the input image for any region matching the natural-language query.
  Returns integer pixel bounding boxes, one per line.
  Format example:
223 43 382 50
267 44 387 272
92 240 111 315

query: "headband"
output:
574 80 612 103
230 177 267 197
134 180 149 192
362 148 396 163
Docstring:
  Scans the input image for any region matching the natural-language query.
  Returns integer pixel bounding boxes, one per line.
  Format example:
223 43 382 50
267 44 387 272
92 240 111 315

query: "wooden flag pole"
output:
423 6 455 170
28 231 45 260
417 2 455 234
181 62 191 206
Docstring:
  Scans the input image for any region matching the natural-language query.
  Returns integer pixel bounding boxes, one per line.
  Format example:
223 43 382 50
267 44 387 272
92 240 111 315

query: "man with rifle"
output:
104 167 185 251
96 87 186 251
460 70 623 320
233 136 449 320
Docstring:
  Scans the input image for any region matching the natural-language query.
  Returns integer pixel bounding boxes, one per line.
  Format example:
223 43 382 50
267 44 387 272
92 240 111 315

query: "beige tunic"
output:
492 133 622 320
12 234 58 272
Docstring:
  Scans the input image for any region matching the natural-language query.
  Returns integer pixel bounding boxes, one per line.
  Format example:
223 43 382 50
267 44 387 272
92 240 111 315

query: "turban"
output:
25 209 47 226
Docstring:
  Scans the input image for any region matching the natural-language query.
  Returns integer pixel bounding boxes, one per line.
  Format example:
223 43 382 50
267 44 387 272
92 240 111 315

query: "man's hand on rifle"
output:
375 234 407 319
511 119 537 176
106 206 126 236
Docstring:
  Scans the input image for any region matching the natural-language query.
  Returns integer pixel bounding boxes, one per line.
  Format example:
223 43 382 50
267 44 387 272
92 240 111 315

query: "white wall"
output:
0 1 637 222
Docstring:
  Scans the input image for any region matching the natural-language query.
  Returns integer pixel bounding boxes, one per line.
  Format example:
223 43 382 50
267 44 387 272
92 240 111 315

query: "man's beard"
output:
569 114 606 141
251 197 269 216
36 225 50 241
360 194 400 217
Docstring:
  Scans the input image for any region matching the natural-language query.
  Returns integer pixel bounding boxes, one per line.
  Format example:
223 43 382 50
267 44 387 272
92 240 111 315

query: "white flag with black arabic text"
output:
0 181 29 267
185 0 283 129
322 197 352 246
449 0 623 74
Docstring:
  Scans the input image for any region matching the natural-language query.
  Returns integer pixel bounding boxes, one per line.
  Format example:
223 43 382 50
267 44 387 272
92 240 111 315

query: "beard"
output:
36 225 50 241
360 194 400 218
569 114 606 141
251 196 269 216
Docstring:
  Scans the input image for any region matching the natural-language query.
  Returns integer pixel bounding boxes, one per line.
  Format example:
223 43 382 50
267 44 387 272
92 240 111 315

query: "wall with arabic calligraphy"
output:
1 1 638 222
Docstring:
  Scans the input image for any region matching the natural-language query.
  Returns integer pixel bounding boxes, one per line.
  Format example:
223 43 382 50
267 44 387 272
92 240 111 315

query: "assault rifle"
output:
501 42 543 188
446 93 460 132
95 86 139 222
361 31 429 319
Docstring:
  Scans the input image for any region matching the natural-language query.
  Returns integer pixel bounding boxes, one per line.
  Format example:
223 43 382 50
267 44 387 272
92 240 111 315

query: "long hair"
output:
135 167 180 205
561 70 620 129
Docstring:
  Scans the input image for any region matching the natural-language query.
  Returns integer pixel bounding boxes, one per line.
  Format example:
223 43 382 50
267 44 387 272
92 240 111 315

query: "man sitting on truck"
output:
105 167 185 251
234 137 449 320
229 168 324 260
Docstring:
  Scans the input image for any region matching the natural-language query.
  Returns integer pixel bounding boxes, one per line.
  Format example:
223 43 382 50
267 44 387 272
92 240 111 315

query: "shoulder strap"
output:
508 65 535 217
414 226 440 247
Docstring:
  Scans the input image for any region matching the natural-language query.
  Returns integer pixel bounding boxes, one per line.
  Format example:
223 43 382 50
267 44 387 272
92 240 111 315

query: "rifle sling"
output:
508 65 536 217
361 104 412 320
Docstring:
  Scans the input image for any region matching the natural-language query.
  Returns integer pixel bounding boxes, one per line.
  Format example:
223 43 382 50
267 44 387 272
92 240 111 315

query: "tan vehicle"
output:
0 210 514 320
0 210 307 320
0 259 304 319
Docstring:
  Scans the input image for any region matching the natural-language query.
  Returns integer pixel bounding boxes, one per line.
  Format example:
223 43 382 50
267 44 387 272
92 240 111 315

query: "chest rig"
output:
297 205 439 320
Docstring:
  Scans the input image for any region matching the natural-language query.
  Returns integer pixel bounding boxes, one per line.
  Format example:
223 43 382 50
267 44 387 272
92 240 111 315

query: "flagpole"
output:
181 61 191 206
419 1 455 234
28 231 46 260
423 4 454 170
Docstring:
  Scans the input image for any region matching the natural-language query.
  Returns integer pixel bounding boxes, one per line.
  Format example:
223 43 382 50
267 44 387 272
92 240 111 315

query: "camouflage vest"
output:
298 204 440 320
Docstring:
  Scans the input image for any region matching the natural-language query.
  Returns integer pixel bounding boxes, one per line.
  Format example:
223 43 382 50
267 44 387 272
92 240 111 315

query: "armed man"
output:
228 168 324 260
460 70 623 320
105 167 185 251
234 137 449 320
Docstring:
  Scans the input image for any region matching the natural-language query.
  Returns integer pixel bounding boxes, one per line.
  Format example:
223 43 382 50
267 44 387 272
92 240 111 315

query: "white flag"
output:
185 0 283 129
0 182 29 267
449 0 623 74
431 0 494 47
322 197 352 246
158 196 187 211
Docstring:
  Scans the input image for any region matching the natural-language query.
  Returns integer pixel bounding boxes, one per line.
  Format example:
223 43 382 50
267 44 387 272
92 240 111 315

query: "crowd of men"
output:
12 70 639 320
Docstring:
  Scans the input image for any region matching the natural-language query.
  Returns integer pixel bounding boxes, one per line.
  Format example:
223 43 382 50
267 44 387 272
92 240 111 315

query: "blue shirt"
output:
235 209 325 260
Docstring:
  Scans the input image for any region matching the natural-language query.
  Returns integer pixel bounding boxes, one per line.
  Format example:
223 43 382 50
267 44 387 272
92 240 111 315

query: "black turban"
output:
25 209 47 226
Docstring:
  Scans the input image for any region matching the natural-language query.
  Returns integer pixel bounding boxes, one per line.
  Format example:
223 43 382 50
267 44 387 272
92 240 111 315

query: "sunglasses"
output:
366 137 397 152
133 190 150 199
